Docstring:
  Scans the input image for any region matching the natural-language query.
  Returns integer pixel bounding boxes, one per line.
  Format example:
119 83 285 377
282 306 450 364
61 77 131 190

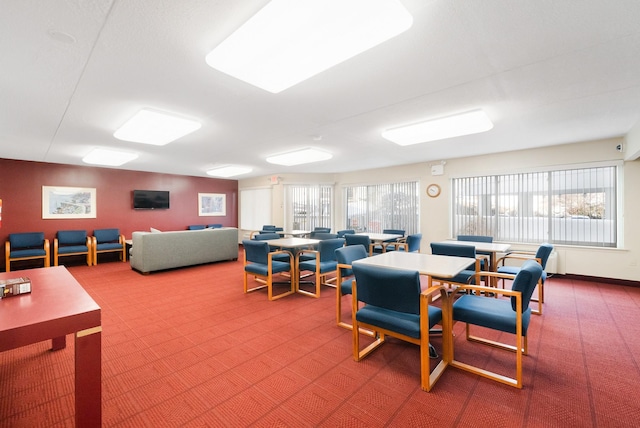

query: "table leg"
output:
75 326 102 427
51 336 66 351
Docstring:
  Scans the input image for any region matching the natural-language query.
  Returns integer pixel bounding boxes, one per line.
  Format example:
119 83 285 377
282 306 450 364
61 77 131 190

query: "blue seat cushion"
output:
58 245 89 254
96 243 123 251
10 249 47 258
453 295 531 335
340 278 354 295
245 260 290 276
298 260 338 274
356 305 442 339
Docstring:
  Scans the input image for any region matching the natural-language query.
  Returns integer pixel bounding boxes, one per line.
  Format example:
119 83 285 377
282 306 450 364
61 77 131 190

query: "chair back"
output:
188 225 206 230
336 229 355 237
430 242 476 258
242 240 270 264
253 232 280 240
510 260 543 312
57 230 87 245
313 227 331 233
344 234 371 249
94 228 120 243
353 264 421 314
535 243 554 269
9 232 45 248
262 225 276 230
335 244 367 277
208 224 223 228
457 235 493 243
318 238 346 262
311 232 338 240
405 233 422 252
383 229 405 237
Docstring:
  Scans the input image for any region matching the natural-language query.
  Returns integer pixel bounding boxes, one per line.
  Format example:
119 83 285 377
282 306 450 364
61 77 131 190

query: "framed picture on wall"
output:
198 193 226 216
42 186 97 219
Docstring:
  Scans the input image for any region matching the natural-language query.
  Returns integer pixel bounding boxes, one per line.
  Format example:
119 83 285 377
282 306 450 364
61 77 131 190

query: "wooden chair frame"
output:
295 249 338 298
335 262 375 336
54 233 92 267
447 271 531 389
352 280 450 392
5 237 50 272
243 249 295 301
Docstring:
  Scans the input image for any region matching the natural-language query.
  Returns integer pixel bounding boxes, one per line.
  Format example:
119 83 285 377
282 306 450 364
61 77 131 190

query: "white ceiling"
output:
2 0 640 179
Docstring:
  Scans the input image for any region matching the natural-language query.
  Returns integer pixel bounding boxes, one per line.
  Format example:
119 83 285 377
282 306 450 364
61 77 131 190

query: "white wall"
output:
239 138 640 281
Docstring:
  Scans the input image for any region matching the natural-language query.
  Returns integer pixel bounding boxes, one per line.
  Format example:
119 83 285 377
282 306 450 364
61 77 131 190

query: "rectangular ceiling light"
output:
266 148 332 166
382 109 494 146
205 0 413 93
83 148 138 166
114 108 201 145
206 166 253 178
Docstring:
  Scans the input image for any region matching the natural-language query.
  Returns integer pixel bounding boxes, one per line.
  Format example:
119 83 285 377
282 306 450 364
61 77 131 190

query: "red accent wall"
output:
0 159 238 268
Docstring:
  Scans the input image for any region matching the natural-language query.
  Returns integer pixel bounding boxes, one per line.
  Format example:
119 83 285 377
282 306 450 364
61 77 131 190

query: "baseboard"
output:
553 273 640 288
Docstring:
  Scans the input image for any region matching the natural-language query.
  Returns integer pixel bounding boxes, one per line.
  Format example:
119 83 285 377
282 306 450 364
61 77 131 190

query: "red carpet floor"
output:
1 251 640 427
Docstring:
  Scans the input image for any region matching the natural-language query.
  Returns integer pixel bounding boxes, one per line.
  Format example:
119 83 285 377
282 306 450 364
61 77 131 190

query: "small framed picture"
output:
198 193 226 216
42 186 97 219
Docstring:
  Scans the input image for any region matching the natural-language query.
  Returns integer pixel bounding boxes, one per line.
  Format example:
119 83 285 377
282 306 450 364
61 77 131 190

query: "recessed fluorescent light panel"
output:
114 108 201 145
205 0 413 93
82 148 138 166
266 148 333 166
206 166 253 178
382 109 494 146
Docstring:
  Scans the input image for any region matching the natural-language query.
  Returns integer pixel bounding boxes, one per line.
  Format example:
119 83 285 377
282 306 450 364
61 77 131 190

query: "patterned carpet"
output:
1 250 639 427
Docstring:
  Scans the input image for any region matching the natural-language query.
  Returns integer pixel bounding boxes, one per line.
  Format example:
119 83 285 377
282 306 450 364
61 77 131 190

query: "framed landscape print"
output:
42 186 97 219
198 193 226 216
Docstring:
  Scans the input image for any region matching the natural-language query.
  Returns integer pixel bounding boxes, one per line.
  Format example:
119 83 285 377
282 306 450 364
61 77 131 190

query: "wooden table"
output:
0 266 102 427
353 251 476 280
264 238 320 294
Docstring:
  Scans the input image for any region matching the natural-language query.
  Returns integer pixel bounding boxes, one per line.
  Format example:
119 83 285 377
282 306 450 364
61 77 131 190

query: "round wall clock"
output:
427 183 441 198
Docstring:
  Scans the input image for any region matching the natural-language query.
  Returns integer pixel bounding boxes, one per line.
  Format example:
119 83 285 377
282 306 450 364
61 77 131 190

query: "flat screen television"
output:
133 190 170 209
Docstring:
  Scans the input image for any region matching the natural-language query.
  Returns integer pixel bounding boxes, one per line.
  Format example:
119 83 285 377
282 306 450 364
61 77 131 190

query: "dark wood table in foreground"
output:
0 266 102 427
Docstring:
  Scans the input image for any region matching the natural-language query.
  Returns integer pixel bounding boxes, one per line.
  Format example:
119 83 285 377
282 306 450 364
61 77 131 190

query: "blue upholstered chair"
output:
92 228 126 265
296 238 345 298
336 229 355 238
5 232 50 272
352 263 449 392
449 260 543 388
497 243 553 315
188 225 206 230
242 239 294 301
309 232 338 240
457 234 493 269
387 233 422 252
253 232 291 262
335 245 369 331
344 233 374 256
54 230 92 266
429 242 482 289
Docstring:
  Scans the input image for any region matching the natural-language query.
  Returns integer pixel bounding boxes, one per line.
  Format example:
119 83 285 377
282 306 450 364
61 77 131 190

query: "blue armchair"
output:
242 239 294 300
497 243 553 315
5 232 50 272
336 229 355 237
296 238 345 298
387 233 422 252
188 225 207 230
344 234 374 256
449 260 543 388
54 230 92 266
352 264 449 391
335 245 369 331
92 228 126 265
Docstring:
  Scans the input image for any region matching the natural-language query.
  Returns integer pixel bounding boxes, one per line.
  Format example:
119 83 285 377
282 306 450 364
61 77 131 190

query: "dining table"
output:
264 237 320 294
434 240 511 286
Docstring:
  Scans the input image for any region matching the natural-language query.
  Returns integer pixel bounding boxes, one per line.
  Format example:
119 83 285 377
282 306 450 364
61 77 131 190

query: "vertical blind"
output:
344 181 419 234
452 165 617 247
284 184 333 230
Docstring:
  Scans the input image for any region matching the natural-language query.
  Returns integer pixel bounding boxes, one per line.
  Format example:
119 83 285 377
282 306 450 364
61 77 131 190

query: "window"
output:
284 184 333 230
452 165 618 247
344 181 419 234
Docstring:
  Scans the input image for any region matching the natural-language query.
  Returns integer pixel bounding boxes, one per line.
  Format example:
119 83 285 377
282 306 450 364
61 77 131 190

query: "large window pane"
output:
452 166 617 247
344 181 419 234
285 184 333 230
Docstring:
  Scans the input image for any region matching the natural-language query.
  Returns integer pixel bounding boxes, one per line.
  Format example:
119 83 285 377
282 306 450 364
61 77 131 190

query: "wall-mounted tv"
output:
133 190 170 210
